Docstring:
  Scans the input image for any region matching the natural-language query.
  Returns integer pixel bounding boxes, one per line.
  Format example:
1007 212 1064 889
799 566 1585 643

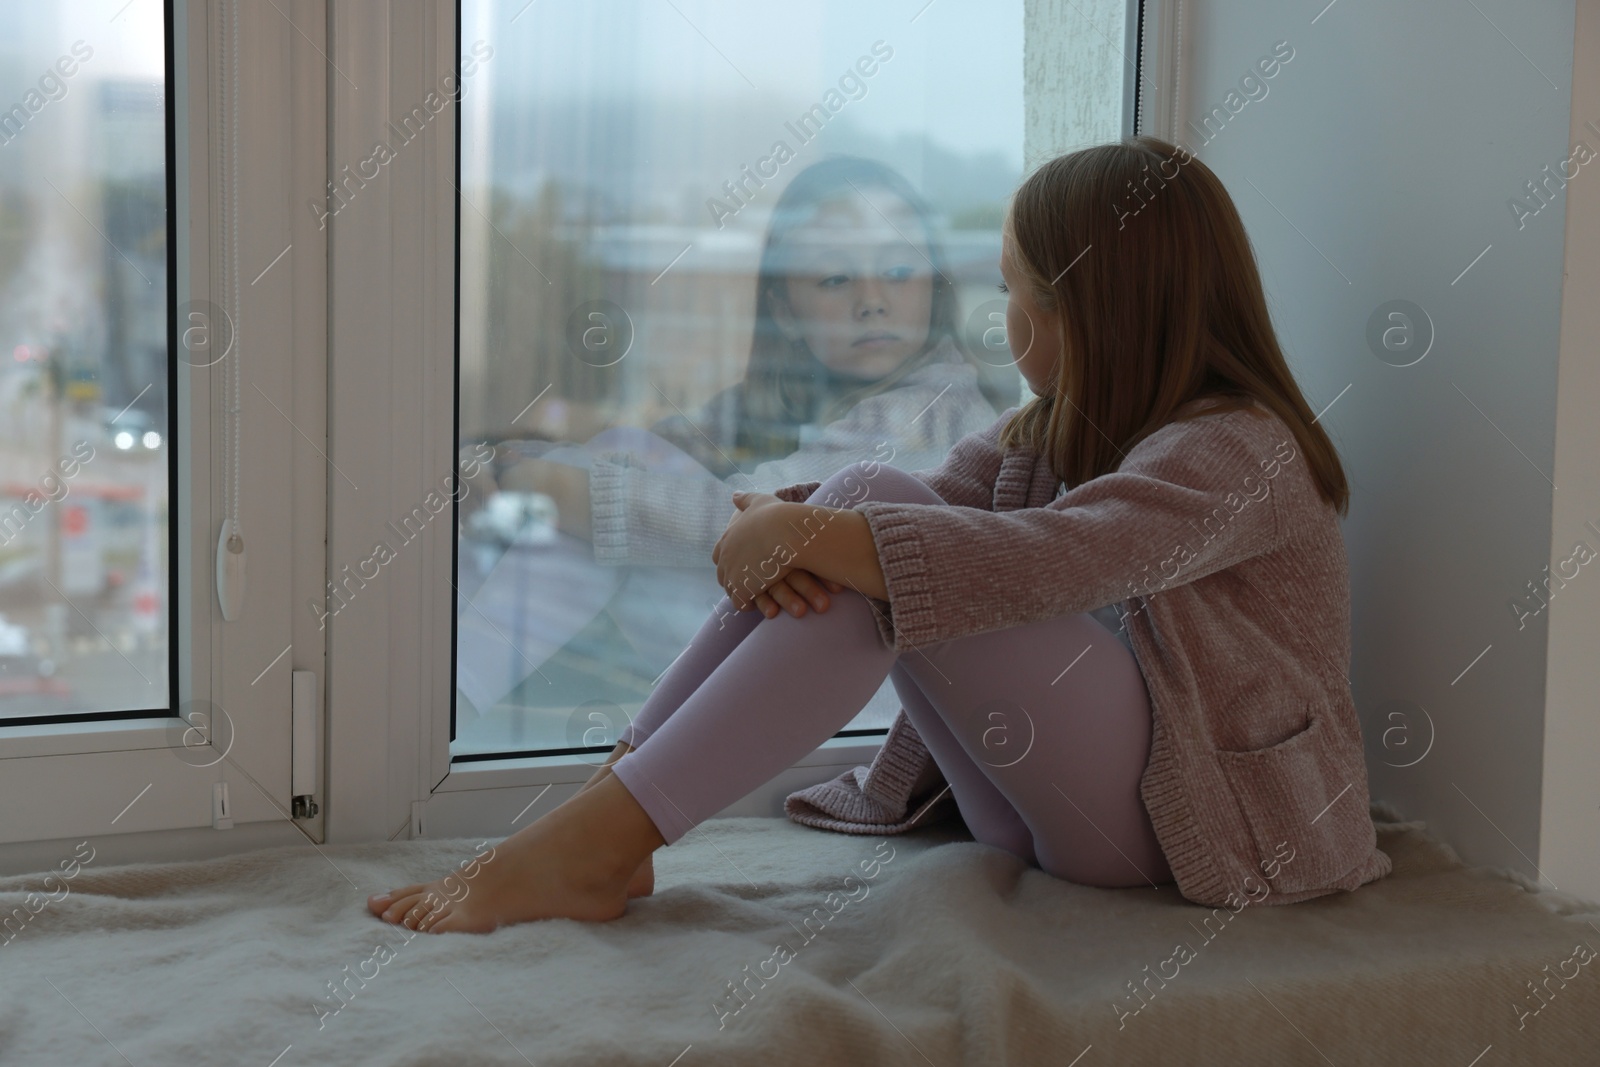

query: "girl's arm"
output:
590 372 1003 566
800 508 887 600
851 412 1293 650
711 491 884 612
588 458 743 567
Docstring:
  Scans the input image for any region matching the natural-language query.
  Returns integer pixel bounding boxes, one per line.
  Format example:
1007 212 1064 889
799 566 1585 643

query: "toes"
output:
371 883 431 916
403 895 451 931
380 892 427 925
419 907 465 934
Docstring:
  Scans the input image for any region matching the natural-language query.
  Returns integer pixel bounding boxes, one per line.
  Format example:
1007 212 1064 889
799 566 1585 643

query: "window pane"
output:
0 4 169 721
454 0 1027 756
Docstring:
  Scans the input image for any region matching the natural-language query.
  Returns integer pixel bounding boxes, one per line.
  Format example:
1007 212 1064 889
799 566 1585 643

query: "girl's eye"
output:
996 282 1009 294
819 274 851 288
882 264 915 282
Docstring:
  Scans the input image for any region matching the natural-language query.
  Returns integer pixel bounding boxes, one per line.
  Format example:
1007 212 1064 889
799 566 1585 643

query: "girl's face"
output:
999 234 1063 396
769 189 935 380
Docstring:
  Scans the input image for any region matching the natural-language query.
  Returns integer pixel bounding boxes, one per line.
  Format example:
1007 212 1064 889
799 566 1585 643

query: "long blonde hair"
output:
999 136 1349 515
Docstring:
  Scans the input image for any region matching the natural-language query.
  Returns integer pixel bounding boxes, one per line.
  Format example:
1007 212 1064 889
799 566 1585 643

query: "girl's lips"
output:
854 334 900 346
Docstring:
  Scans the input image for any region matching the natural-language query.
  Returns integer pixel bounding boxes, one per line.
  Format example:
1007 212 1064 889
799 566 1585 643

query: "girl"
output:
371 136 1391 932
455 156 1008 714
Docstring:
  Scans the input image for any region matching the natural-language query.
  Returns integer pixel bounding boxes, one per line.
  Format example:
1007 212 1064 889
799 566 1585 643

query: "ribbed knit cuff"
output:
856 501 939 650
588 454 631 566
784 712 955 835
1138 713 1231 907
860 712 935 811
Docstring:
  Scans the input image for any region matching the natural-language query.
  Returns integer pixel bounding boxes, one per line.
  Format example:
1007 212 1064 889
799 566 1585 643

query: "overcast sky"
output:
467 0 1025 172
0 1 164 91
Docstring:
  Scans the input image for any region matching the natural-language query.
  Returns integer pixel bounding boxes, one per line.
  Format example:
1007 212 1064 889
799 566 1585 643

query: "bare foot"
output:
626 854 654 899
366 775 664 933
581 754 654 899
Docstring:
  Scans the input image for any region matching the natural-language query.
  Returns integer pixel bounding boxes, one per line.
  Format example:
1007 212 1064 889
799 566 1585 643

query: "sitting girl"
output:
372 135 1391 932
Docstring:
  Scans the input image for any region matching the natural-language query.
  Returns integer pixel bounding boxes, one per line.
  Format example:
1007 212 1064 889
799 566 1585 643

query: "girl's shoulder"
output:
1167 393 1281 439
1172 392 1273 422
1128 395 1295 475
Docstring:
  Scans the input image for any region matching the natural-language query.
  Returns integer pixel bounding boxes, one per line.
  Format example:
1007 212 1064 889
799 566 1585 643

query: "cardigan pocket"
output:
1214 708 1372 896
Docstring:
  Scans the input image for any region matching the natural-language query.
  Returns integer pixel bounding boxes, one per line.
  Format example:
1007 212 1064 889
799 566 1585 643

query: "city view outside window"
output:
453 0 1026 756
0 3 169 721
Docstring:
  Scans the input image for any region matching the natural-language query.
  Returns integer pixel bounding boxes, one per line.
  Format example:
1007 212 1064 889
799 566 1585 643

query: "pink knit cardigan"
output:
777 397 1393 908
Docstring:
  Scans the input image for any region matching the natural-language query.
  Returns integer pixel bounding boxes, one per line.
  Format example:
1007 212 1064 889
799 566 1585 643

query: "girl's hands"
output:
758 568 846 620
712 491 844 618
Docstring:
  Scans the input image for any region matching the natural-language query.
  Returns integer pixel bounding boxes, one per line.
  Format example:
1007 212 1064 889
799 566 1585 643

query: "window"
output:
0 0 325 853
0 2 172 726
450 0 1033 760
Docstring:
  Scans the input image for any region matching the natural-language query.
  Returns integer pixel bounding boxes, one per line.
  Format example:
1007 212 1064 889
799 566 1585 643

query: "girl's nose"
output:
855 280 889 318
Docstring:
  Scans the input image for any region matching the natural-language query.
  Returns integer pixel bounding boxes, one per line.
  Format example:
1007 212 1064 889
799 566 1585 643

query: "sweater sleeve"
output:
856 412 1292 650
589 367 1000 564
588 455 738 568
589 439 916 565
588 444 915 567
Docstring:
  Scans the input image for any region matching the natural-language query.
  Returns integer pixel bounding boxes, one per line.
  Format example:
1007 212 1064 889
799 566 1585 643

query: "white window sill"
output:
432 733 885 793
0 717 175 760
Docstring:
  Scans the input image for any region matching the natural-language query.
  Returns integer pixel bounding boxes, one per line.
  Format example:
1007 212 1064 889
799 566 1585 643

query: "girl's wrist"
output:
791 503 887 601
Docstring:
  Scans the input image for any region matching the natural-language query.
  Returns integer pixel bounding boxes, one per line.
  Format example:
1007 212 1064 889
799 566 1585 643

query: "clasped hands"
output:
716 489 857 617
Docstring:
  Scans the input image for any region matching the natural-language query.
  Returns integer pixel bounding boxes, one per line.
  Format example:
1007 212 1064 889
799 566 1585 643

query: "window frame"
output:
0 0 329 854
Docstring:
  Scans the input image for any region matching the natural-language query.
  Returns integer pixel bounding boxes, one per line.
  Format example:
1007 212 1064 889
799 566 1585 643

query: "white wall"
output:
1541 0 1600 901
1167 0 1590 893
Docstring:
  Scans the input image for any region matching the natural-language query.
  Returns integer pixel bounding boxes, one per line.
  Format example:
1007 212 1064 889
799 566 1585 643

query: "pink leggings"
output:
610 462 1175 889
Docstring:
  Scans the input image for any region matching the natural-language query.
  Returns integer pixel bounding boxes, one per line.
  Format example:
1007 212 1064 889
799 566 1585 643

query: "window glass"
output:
455 0 1025 756
0 3 169 722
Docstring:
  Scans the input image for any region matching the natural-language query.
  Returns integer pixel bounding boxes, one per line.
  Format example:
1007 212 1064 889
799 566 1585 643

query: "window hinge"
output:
291 669 321 820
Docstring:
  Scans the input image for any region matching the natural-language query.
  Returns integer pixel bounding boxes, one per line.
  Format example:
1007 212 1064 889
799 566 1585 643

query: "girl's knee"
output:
811 460 944 507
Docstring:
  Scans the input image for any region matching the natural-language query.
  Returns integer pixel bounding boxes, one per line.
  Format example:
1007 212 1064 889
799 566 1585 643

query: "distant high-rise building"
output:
94 78 166 422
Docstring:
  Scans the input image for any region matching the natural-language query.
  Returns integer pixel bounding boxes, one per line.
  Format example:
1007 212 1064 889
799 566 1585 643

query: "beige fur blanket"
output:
1 804 1595 1065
